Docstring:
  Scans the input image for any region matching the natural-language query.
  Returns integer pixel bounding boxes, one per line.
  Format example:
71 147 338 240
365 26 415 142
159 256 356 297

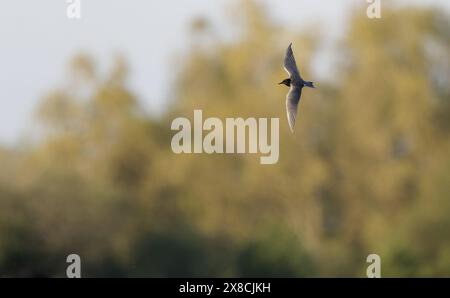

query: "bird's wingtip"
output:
288 124 295 133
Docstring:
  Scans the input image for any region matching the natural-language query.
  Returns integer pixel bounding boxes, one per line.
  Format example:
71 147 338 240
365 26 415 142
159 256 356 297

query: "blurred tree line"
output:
0 1 449 277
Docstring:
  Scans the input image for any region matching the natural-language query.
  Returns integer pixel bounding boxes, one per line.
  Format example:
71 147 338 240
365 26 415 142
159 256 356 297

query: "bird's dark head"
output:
278 78 291 87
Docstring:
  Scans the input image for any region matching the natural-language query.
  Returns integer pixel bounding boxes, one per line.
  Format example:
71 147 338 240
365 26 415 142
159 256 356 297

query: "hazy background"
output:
1 0 449 144
0 0 449 277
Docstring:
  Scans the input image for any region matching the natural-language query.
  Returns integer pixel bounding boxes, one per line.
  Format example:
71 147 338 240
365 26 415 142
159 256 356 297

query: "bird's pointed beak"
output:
278 81 283 85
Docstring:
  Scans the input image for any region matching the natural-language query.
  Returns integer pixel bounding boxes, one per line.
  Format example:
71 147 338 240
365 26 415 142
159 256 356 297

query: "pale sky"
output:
0 0 448 145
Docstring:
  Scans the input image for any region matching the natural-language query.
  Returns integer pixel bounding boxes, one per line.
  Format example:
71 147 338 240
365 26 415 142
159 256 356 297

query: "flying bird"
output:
279 43 315 133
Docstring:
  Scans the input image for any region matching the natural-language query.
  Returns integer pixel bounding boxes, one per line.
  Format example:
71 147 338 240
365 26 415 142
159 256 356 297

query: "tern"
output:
279 43 315 133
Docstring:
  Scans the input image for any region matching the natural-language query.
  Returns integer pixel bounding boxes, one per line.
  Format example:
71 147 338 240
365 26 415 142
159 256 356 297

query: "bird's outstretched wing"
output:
284 43 302 83
286 85 302 133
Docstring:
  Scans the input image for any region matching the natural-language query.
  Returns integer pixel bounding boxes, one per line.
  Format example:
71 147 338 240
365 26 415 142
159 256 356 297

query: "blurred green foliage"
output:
0 1 449 277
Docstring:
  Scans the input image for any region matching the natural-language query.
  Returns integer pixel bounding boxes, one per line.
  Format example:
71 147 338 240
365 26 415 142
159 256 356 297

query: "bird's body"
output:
279 43 315 132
